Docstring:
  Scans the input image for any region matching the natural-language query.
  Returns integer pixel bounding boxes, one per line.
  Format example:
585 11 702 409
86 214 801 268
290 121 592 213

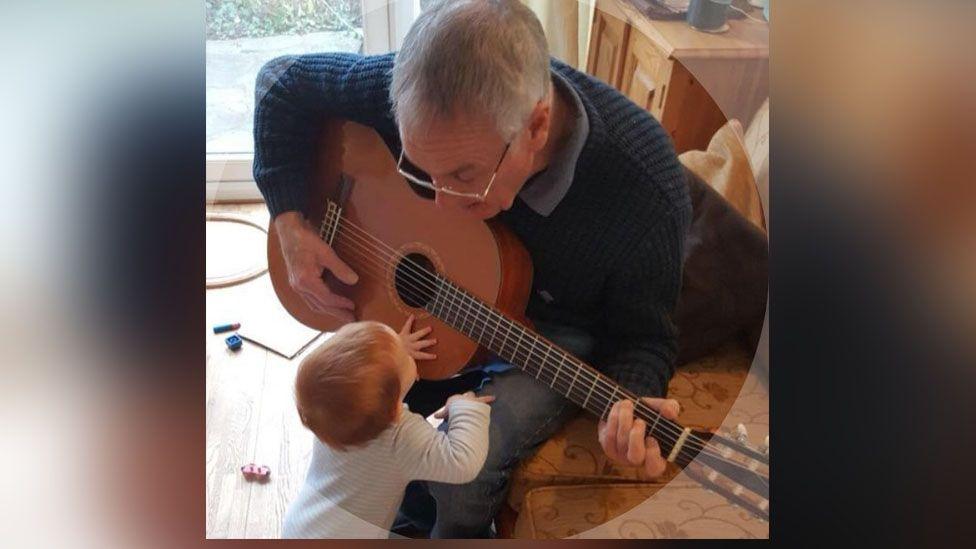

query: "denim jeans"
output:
392 320 596 538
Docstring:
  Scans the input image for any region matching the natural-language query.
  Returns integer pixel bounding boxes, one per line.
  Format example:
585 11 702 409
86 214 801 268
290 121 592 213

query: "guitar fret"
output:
433 284 444 319
544 345 557 388
458 291 471 337
461 296 472 335
451 287 463 333
513 329 526 373
495 317 506 356
446 294 457 328
451 289 463 332
567 361 581 399
430 280 442 316
484 311 496 350
582 375 598 410
648 410 661 437
464 294 481 344
471 295 487 344
604 386 620 421
491 313 504 348
466 293 479 342
487 309 500 348
444 283 454 326
461 303 471 334
526 336 539 378
498 315 510 353
440 284 454 326
498 320 510 359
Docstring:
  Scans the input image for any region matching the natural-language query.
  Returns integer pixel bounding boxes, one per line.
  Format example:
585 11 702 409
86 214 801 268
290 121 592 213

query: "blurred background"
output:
0 0 973 545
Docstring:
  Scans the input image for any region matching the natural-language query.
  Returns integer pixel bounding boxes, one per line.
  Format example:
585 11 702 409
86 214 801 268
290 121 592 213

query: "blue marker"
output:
213 322 241 334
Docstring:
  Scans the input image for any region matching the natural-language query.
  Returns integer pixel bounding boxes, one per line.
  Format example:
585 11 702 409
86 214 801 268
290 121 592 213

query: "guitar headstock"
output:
680 424 770 521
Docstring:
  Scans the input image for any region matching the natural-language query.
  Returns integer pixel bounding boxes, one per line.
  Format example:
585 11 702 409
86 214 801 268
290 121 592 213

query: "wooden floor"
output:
206 203 320 539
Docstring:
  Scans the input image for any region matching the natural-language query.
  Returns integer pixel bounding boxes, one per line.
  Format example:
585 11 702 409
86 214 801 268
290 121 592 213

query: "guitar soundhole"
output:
394 253 437 309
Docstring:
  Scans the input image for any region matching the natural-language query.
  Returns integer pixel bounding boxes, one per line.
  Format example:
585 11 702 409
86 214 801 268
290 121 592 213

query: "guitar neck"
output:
426 279 680 449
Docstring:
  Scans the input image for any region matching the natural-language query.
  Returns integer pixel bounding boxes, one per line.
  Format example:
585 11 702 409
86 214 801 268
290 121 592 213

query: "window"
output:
207 1 428 199
206 0 366 157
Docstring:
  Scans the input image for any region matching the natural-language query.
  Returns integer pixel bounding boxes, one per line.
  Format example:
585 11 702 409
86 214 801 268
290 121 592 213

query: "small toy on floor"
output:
225 333 243 351
241 463 270 482
213 322 241 334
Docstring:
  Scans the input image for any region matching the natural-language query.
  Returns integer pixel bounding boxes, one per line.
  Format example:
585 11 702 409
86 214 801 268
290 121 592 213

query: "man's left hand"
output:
598 397 682 478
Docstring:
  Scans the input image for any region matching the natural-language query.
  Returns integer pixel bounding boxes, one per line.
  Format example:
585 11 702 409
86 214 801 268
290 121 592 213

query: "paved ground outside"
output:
207 31 362 154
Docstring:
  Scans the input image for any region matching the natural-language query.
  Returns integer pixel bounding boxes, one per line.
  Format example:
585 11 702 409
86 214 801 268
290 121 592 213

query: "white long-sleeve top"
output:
281 399 490 538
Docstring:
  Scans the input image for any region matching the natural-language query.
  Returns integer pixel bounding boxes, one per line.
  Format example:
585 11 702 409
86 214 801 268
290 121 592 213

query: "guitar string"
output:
327 214 764 467
329 217 734 459
332 236 773 494
330 225 694 442
332 209 769 510
331 220 764 471
329 223 766 479
327 221 725 458
329 231 709 451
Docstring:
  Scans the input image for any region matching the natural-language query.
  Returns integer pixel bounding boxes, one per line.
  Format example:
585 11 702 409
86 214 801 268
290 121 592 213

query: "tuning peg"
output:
759 435 770 456
735 423 749 444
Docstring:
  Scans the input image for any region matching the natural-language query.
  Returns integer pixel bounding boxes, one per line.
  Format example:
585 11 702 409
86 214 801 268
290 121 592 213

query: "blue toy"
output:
225 333 243 351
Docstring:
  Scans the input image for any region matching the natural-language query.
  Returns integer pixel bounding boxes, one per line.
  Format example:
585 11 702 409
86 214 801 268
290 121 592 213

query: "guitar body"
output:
267 119 533 379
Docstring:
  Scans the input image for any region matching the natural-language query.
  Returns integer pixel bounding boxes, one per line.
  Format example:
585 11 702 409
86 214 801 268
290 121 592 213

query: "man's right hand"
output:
274 211 359 322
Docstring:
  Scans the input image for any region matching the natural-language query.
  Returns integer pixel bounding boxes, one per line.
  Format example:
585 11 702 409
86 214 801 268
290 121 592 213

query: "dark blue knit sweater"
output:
252 53 691 398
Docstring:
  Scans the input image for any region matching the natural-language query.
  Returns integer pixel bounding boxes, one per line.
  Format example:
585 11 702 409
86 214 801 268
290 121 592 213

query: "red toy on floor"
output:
241 463 270 482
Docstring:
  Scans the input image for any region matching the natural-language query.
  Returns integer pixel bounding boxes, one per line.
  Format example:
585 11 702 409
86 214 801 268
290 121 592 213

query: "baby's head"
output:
295 320 419 450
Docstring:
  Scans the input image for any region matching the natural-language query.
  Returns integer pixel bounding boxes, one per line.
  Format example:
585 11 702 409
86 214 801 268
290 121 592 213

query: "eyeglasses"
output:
397 143 511 201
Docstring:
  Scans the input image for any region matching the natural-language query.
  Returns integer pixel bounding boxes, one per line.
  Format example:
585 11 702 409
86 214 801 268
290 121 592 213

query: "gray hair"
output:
390 0 551 141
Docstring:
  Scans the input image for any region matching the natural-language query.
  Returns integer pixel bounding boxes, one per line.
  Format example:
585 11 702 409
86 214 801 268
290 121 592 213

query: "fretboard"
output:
426 278 679 446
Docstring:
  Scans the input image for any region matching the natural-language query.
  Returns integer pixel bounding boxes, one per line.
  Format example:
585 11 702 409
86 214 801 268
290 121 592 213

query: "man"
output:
253 0 691 538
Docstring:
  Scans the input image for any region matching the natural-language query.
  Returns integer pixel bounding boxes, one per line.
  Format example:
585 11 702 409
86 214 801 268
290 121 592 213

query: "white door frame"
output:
361 0 420 55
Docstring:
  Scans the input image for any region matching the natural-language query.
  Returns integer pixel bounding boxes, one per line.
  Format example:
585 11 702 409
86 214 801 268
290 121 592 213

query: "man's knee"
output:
428 472 502 538
476 370 581 455
428 370 582 537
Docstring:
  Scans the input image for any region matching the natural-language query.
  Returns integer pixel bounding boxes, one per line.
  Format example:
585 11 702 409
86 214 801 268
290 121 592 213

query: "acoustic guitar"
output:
267 119 769 521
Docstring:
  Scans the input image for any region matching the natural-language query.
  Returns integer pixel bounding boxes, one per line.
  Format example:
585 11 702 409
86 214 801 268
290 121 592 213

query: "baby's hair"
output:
294 321 402 450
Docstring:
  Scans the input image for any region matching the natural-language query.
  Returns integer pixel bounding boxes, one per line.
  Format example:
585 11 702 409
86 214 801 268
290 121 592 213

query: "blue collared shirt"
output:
516 70 591 217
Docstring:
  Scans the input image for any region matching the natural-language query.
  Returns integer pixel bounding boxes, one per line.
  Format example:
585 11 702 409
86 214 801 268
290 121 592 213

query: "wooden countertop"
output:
613 0 769 59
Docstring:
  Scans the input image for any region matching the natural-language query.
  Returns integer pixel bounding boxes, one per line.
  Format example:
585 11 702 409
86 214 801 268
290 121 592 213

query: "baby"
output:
282 316 494 538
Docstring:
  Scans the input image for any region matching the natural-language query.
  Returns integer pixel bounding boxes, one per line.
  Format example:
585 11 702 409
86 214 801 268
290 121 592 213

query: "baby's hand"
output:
399 315 437 361
433 391 496 419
